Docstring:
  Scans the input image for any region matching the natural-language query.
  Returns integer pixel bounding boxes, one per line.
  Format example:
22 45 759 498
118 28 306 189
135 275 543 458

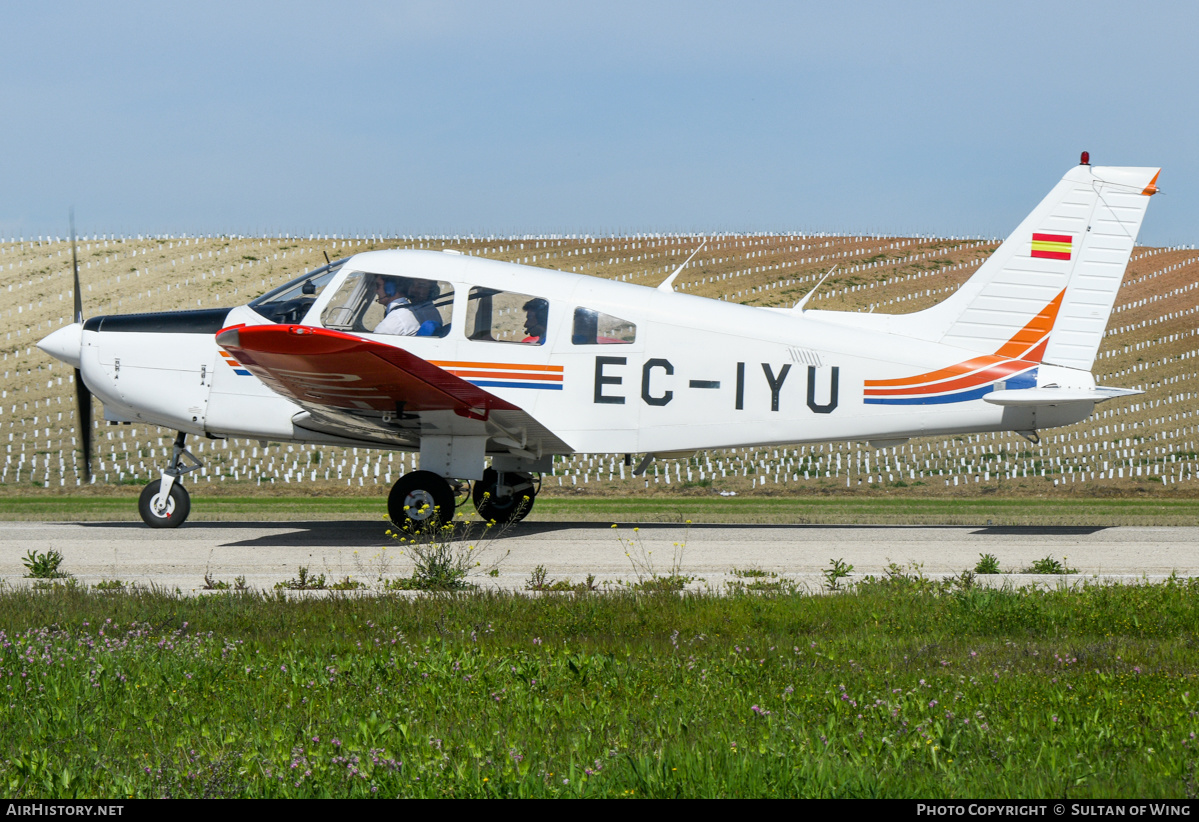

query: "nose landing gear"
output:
138 432 203 528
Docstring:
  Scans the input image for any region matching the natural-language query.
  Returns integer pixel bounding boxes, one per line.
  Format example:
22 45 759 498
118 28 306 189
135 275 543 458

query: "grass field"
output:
2 579 1198 798
4 494 1199 526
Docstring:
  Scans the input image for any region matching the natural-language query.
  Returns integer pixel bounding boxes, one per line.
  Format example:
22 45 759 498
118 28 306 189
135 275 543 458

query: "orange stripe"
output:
443 369 563 382
864 359 1034 396
864 355 1000 388
1142 170 1160 196
993 289 1063 359
995 327 1050 357
865 289 1064 388
431 360 563 373
1021 337 1049 363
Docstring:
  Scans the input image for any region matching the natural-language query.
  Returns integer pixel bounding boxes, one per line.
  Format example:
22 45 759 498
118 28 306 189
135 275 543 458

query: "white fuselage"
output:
74 250 1095 455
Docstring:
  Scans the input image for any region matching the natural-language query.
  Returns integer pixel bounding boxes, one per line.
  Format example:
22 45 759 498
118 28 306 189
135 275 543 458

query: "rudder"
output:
912 161 1159 369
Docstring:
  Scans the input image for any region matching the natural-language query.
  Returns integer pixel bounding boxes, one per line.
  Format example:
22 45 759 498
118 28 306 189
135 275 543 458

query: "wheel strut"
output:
143 432 203 526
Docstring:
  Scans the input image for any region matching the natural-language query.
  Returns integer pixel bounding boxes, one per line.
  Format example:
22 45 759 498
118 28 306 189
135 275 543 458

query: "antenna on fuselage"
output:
657 238 708 292
792 264 838 312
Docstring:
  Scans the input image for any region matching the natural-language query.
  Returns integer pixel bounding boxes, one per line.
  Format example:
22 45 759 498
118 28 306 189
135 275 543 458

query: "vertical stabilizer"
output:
1040 166 1159 370
909 162 1159 370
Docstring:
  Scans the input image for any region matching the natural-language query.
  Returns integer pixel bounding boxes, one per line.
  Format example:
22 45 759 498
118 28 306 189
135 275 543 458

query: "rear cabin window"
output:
466 288 549 345
571 308 636 345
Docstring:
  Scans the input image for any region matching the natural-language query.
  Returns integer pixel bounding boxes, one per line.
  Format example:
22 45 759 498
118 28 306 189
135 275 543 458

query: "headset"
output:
376 277 399 298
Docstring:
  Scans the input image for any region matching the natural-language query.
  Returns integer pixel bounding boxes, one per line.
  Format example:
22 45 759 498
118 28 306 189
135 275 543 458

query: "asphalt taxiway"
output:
1 521 1195 593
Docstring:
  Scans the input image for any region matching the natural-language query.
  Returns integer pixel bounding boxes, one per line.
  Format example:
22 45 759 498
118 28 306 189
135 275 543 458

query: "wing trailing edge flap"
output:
215 324 573 455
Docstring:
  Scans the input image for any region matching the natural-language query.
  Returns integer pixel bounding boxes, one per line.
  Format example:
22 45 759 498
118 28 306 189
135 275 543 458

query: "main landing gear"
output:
138 432 203 528
472 468 537 525
386 467 539 529
387 470 457 529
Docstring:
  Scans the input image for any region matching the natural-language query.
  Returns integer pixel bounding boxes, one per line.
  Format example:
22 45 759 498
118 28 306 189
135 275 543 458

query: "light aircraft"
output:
37 155 1160 528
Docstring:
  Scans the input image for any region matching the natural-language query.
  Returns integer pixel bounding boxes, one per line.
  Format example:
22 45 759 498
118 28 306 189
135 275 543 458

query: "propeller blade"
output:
69 211 92 480
75 368 93 481
70 209 82 324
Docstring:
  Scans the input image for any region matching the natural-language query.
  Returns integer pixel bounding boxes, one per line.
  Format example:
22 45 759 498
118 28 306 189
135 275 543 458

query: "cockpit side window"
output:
248 261 345 325
571 308 636 345
466 288 549 345
322 271 454 336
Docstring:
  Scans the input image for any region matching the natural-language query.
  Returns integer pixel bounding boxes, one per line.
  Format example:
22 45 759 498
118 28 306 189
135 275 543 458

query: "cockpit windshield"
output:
247 259 347 324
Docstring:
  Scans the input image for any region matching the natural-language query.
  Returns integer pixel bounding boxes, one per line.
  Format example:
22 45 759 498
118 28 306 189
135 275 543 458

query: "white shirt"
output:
375 298 420 335
374 298 443 336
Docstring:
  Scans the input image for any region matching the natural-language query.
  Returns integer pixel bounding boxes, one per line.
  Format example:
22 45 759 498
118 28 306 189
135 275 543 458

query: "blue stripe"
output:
233 369 252 376
1005 368 1038 390
468 379 563 390
865 384 995 405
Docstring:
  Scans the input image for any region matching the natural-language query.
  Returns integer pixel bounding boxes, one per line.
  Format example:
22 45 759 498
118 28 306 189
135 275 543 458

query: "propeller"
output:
70 210 93 481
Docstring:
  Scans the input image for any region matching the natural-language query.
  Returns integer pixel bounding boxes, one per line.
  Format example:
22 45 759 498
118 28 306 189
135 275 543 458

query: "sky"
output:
2 1 1196 244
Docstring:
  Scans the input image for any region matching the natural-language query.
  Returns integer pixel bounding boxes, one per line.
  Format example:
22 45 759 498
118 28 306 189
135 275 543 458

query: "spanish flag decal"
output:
1031 232 1072 261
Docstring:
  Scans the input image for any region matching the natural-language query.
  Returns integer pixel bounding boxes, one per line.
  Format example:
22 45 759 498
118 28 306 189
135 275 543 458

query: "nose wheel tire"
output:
138 480 191 528
472 468 536 524
388 470 455 529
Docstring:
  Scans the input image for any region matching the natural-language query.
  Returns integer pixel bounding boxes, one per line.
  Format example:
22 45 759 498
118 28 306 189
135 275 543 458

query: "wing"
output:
215 324 573 457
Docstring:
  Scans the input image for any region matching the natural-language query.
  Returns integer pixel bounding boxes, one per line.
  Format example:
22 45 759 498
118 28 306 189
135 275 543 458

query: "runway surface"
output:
2 521 1196 593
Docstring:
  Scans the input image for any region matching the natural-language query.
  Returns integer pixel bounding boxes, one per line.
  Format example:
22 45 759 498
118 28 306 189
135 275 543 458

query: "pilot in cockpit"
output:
372 276 413 334
373 275 444 336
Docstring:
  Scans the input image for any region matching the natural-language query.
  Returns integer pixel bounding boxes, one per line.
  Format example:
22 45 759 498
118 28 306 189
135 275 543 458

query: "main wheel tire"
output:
388 470 456 529
138 480 191 528
472 468 536 524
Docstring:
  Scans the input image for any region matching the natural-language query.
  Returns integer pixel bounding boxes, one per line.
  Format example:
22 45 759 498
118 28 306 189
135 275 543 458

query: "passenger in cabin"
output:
406 278 445 335
522 298 549 344
572 308 598 345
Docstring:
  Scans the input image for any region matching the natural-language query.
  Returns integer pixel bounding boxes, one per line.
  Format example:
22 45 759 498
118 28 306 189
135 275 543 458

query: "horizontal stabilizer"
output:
984 386 1142 407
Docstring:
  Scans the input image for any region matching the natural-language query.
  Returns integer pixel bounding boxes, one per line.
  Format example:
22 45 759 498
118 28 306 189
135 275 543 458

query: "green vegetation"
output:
725 567 791 595
274 567 328 591
20 549 69 579
1 579 1198 797
1020 556 1079 576
974 553 1002 575
203 573 246 592
4 495 1199 525
822 558 854 592
524 565 599 594
383 515 511 592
